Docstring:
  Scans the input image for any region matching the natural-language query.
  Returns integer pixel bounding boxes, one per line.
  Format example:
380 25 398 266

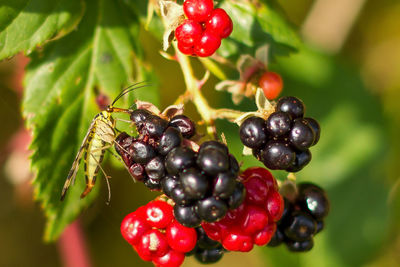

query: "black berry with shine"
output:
267 228 285 247
197 196 228 222
130 109 152 130
199 141 229 155
277 96 305 118
286 239 314 252
170 185 193 206
130 140 156 164
161 175 179 197
165 147 196 175
289 118 316 151
143 115 168 138
297 183 330 220
261 141 296 170
173 204 202 228
143 177 162 190
180 168 209 200
305 117 320 145
266 111 292 137
169 115 196 138
286 149 312 172
283 212 317 242
129 163 145 180
196 227 220 249
196 148 230 176
213 172 237 199
239 116 268 149
157 127 182 155
229 154 240 174
194 247 224 264
115 132 134 166
144 156 165 180
227 182 246 210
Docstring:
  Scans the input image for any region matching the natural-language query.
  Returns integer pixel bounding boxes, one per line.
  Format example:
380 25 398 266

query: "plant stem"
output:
173 43 245 136
174 44 213 121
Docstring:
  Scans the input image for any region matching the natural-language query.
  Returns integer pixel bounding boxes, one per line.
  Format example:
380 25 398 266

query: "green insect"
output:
60 83 146 202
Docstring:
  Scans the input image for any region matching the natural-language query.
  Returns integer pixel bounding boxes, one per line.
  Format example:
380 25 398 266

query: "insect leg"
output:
61 148 85 200
112 140 138 183
114 117 133 124
86 150 112 205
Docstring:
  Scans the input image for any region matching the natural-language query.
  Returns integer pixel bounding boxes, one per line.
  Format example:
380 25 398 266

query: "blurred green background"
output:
1 0 400 266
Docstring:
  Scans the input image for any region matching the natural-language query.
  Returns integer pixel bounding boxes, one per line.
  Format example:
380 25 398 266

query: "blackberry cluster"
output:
239 96 321 172
115 109 196 190
166 141 244 228
187 227 226 264
115 109 244 228
268 183 330 252
202 167 283 252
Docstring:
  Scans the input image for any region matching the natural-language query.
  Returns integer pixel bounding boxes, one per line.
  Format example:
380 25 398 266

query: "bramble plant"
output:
0 0 338 266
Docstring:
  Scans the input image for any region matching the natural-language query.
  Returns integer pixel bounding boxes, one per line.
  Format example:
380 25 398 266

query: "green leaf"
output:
23 0 159 241
218 0 301 60
126 0 164 41
0 0 85 60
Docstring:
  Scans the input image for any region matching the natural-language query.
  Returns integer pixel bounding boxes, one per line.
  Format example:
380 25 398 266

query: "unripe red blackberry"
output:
201 167 283 252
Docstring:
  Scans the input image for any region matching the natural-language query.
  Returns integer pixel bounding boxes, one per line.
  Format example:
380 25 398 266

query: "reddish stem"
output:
57 220 92 267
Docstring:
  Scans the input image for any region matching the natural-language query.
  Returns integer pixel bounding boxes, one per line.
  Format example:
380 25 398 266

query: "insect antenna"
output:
111 82 151 106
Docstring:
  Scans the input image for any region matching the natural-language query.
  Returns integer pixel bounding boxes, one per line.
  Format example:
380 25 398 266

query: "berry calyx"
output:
258 71 283 100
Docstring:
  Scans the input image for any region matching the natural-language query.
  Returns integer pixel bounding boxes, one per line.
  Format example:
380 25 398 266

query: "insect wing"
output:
60 117 97 200
96 118 115 144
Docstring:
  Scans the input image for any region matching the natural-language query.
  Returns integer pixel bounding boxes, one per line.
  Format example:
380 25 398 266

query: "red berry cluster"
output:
201 167 284 252
175 0 233 57
121 200 197 267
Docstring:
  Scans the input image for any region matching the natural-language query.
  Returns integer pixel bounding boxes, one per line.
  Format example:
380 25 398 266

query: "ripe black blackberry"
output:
187 227 226 264
115 108 244 228
114 109 196 190
166 141 243 227
267 182 329 252
239 96 320 172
